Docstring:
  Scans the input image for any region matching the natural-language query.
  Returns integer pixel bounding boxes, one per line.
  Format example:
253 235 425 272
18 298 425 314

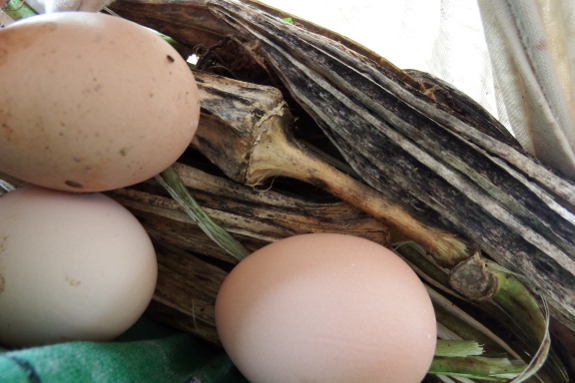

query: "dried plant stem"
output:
205 0 575 330
110 162 390 264
155 166 249 261
246 105 470 265
399 242 564 382
192 71 471 266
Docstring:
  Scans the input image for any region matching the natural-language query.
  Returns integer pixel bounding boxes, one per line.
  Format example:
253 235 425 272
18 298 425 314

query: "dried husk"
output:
200 0 575 333
108 0 575 335
109 163 391 264
190 70 469 265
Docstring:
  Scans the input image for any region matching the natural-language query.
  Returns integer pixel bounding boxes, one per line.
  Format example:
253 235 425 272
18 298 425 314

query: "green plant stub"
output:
1 0 36 21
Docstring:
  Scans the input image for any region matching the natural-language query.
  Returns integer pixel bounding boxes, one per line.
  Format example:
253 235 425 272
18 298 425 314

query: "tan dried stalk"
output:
192 71 470 265
109 163 391 264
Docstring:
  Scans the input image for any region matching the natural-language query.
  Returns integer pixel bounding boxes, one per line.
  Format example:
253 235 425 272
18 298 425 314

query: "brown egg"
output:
0 12 200 192
215 233 437 383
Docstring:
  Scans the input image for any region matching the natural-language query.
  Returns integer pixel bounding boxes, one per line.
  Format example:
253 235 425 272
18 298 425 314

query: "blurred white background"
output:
259 0 501 125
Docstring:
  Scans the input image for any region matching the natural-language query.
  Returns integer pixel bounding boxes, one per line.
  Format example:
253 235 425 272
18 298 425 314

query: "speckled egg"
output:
0 12 200 192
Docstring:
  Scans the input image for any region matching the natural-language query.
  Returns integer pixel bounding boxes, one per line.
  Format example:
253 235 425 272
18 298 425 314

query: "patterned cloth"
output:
0 317 248 383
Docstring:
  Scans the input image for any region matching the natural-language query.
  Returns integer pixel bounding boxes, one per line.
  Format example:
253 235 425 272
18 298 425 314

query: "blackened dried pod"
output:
205 0 575 331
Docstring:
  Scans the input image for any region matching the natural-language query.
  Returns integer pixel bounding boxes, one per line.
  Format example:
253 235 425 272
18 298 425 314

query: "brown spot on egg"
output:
64 180 83 189
167 54 175 63
1 122 14 141
0 47 7 66
0 235 7 254
65 275 81 287
0 22 57 66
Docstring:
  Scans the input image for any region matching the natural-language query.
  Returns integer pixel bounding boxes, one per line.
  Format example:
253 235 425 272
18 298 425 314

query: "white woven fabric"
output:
478 0 575 179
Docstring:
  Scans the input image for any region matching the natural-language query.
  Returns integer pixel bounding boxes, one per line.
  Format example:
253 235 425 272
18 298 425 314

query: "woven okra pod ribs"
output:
59 0 575 381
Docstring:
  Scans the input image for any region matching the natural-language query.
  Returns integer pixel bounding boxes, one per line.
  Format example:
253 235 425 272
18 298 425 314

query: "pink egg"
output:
215 233 437 383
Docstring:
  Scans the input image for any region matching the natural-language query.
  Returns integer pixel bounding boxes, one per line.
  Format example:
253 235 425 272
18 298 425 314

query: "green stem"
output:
487 262 559 383
155 166 250 261
435 340 484 357
488 263 547 347
2 0 36 21
429 356 526 382
448 254 562 382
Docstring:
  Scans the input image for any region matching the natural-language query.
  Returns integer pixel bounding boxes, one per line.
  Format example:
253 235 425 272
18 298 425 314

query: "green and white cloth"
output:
0 317 248 383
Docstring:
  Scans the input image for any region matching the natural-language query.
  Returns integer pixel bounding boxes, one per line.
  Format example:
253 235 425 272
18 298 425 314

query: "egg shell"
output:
0 12 200 192
0 185 157 348
215 233 437 383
